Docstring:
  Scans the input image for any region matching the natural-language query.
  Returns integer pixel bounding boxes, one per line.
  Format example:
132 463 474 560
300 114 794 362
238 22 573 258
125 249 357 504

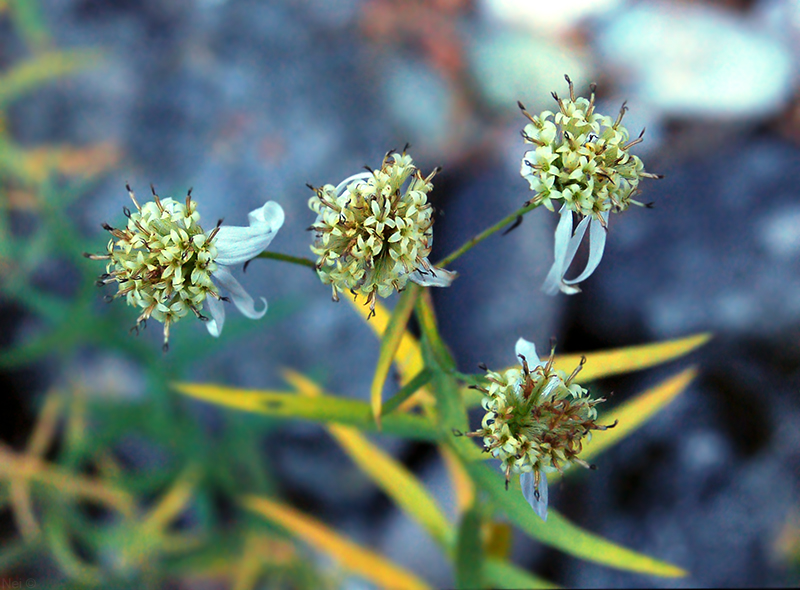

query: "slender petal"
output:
334 172 372 196
542 206 579 295
212 266 267 320
205 295 225 338
515 338 542 368
214 201 285 266
520 470 549 521
542 205 595 296
408 266 457 287
563 212 608 287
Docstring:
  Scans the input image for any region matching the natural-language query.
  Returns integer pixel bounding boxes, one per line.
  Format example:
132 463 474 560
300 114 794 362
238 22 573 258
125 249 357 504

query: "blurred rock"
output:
594 2 794 120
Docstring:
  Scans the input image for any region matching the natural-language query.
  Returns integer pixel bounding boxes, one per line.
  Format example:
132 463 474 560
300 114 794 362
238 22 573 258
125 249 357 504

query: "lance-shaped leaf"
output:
459 452 686 578
370 284 421 427
243 495 432 590
286 370 453 549
455 505 484 589
545 367 698 486
172 380 439 441
483 558 559 589
553 333 710 382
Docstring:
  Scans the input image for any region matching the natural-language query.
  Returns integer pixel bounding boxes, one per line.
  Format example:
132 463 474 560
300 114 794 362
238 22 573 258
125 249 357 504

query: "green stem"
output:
255 251 316 269
436 201 541 268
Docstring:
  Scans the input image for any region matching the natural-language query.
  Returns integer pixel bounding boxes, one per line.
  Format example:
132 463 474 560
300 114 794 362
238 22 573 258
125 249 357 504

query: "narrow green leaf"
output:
382 367 433 417
461 456 686 577
370 284 421 427
415 289 456 370
173 382 440 441
455 506 484 589
483 558 559 589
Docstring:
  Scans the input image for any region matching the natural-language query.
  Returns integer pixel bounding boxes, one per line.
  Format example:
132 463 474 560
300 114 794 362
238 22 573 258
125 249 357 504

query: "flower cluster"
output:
87 185 284 349
308 149 456 315
519 75 660 295
465 338 615 520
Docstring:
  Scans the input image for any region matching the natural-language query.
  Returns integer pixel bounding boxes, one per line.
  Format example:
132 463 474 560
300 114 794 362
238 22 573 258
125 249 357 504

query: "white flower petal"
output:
334 172 372 196
213 201 285 266
212 265 267 320
408 266 457 287
542 206 577 295
515 338 542 368
204 295 225 338
542 206 593 296
520 470 549 522
563 212 608 286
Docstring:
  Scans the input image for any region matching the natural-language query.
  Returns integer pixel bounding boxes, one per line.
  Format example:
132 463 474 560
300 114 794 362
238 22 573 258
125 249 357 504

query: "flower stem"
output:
436 201 541 268
255 251 317 269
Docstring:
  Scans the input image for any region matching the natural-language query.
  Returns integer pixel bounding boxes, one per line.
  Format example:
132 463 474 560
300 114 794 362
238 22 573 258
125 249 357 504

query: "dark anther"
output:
367 308 376 320
101 222 114 231
198 314 208 322
590 82 597 93
125 182 133 193
550 91 559 101
645 202 655 209
221 296 230 303
589 464 598 470
82 252 92 258
505 480 510 491
243 259 252 273
130 325 139 336
564 74 572 84
501 215 523 236
123 206 132 218
103 295 114 302
467 384 480 390
517 100 526 111
478 362 488 371
402 142 411 153
549 336 558 350
150 184 157 196
452 429 464 437
95 279 106 287
162 342 169 353
534 489 540 501
187 187 193 197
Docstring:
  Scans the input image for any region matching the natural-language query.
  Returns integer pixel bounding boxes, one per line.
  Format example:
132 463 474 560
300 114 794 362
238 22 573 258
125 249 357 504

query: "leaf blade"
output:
243 495 432 590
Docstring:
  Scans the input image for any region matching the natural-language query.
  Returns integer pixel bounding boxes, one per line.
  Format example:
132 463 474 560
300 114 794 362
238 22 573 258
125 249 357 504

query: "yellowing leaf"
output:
580 367 698 463
243 495 431 590
347 296 432 411
440 445 475 514
370 285 420 426
172 381 438 441
287 370 453 549
554 333 710 383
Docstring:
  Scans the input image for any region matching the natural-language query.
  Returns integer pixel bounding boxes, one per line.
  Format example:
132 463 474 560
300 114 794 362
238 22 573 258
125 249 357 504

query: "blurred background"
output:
1 0 800 587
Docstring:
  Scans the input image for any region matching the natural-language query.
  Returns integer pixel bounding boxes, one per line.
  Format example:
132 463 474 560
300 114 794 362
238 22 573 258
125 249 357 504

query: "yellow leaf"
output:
553 333 710 383
440 445 475 514
580 367 698 463
370 285 420 427
286 369 453 548
347 296 432 410
243 496 432 590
